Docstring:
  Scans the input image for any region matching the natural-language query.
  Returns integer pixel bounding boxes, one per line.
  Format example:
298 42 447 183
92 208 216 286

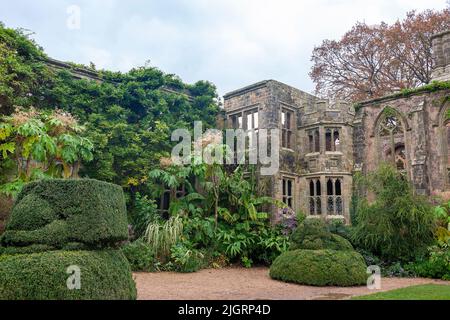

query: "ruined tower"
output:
431 30 450 82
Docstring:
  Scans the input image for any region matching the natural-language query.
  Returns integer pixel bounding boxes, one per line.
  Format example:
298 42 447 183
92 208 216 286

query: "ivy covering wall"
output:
0 22 220 200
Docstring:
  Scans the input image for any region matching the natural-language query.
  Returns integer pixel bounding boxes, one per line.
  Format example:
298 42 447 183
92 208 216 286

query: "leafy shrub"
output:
269 249 367 286
327 218 352 241
0 179 128 249
352 164 435 262
170 242 205 273
289 219 353 251
121 239 155 272
0 250 136 300
406 241 450 280
356 248 382 267
382 262 413 277
130 193 159 238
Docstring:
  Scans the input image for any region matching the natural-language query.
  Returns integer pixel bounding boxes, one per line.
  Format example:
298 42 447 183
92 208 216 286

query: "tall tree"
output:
310 9 450 102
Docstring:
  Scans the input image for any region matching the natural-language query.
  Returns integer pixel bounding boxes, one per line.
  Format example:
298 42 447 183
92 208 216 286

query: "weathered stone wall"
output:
431 30 450 82
224 80 354 223
354 89 450 199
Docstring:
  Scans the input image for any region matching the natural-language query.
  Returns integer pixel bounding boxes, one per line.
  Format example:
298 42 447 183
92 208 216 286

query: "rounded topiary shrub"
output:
289 218 353 251
0 179 128 250
0 250 137 300
269 249 367 286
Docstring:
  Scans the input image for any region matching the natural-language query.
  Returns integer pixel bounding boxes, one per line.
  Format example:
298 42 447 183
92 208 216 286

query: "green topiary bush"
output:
121 239 155 272
0 179 128 249
269 249 367 286
289 218 354 251
0 250 137 300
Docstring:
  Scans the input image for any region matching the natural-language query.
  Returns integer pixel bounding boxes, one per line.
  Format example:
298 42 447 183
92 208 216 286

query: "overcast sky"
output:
2 0 448 96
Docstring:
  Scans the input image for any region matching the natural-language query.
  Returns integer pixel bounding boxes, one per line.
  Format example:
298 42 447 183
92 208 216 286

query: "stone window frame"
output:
229 108 259 131
307 127 320 153
308 178 322 215
325 127 341 152
375 107 408 172
228 107 260 154
281 108 294 150
281 177 294 209
325 177 343 216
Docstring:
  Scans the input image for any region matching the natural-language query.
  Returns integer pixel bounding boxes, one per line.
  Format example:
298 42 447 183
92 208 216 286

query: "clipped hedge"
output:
0 250 136 300
0 179 128 249
289 218 354 251
269 249 367 286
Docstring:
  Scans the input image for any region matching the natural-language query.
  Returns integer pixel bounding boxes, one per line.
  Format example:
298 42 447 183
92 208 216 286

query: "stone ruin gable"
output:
353 87 450 199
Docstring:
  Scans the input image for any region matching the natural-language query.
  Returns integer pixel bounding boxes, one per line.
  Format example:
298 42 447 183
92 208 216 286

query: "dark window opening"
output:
282 178 294 208
282 109 293 149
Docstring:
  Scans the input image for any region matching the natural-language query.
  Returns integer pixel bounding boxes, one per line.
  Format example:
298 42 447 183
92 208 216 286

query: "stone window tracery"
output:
281 109 293 149
326 178 343 215
308 178 322 215
282 178 294 208
377 110 406 170
308 128 320 153
325 128 340 151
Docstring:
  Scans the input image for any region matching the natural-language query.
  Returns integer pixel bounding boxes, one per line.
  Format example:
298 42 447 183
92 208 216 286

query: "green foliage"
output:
144 215 183 259
143 162 289 269
269 249 367 286
170 241 205 273
289 219 354 251
0 23 50 116
351 164 435 261
0 23 220 209
131 192 159 238
0 179 128 249
0 250 136 300
0 107 94 197
434 201 450 242
121 239 155 272
406 239 450 280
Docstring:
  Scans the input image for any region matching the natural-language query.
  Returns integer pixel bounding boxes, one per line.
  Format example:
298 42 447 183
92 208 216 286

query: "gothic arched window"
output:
326 178 343 215
308 179 322 215
377 109 406 170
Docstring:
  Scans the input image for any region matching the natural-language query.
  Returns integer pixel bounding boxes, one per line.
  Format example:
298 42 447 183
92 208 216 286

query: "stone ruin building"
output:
223 30 450 224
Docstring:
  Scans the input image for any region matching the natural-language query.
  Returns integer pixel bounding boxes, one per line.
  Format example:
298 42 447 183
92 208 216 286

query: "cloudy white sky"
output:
2 0 448 96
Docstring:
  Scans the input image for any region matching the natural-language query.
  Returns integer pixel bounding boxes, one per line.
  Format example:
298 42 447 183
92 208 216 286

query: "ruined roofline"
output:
45 57 104 81
223 80 271 99
44 57 194 101
431 29 450 40
355 81 450 109
223 79 318 100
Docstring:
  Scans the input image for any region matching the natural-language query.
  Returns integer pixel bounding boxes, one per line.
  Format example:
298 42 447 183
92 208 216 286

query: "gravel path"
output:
134 267 450 300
